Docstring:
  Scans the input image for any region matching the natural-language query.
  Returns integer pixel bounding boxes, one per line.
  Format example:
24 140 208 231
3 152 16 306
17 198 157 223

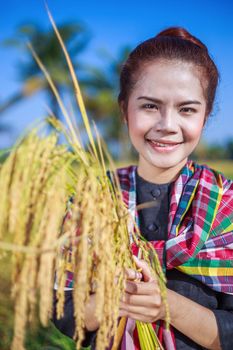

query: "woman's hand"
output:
119 257 221 349
84 293 100 331
119 256 166 323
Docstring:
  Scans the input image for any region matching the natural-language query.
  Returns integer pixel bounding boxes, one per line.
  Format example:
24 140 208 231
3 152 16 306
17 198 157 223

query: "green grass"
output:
202 160 233 179
0 255 78 350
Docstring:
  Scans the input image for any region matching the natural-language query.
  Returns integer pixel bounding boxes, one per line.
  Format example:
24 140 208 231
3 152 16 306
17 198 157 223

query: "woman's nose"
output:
154 109 177 133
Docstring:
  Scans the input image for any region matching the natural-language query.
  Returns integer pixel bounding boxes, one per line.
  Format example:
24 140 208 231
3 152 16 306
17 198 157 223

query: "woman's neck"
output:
137 157 188 184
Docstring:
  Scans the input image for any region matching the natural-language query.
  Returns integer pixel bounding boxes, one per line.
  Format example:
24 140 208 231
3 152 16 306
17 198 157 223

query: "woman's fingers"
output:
133 256 155 282
124 267 142 281
121 292 161 307
124 257 156 283
119 304 149 317
124 280 160 295
119 303 162 323
119 257 165 323
118 309 150 323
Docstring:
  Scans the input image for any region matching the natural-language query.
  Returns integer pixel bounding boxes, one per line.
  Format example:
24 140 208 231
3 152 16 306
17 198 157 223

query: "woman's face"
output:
124 60 207 183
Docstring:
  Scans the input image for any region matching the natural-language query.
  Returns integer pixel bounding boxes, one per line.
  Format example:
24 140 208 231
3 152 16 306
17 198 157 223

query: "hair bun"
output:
156 27 207 51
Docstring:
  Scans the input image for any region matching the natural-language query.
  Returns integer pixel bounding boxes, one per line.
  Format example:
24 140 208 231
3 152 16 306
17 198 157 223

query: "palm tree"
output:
82 46 134 160
226 139 233 160
1 24 134 159
0 22 91 119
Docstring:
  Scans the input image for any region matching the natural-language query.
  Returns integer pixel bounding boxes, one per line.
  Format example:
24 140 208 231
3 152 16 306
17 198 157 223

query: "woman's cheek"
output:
129 118 146 139
183 119 204 144
130 113 154 136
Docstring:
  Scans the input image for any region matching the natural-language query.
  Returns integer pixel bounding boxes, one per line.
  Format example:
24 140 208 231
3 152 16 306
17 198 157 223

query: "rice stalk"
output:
0 7 169 350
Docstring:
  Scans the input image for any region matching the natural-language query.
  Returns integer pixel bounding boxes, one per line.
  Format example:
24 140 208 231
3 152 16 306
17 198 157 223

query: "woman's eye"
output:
142 103 158 110
180 107 196 114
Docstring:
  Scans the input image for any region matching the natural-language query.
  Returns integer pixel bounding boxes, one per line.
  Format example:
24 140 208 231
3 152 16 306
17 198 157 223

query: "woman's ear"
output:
119 101 128 124
123 115 128 124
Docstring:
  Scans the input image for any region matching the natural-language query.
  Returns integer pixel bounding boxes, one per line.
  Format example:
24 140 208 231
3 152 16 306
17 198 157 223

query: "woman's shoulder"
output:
116 164 137 176
106 165 137 192
192 160 233 194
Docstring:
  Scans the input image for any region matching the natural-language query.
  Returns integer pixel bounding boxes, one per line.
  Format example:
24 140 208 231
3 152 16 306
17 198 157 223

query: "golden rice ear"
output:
45 3 99 162
0 132 72 350
0 5 168 350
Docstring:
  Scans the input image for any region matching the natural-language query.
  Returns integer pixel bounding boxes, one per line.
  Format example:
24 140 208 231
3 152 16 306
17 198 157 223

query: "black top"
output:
52 171 233 350
136 171 233 350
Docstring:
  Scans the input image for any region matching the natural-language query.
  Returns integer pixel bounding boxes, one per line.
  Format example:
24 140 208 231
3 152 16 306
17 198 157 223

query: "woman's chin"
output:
145 153 187 170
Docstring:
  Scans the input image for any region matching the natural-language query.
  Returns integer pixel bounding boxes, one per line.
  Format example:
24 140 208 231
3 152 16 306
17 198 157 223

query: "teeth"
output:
150 140 175 147
155 143 167 147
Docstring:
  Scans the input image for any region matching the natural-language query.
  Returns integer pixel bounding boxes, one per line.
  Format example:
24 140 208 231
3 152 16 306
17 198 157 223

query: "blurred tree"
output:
1 23 136 159
192 141 229 160
0 22 91 119
82 46 134 160
205 144 227 160
226 139 233 160
192 141 209 160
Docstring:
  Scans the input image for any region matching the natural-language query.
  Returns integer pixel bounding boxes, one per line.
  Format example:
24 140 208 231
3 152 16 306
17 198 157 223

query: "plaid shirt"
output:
117 160 233 350
118 160 233 294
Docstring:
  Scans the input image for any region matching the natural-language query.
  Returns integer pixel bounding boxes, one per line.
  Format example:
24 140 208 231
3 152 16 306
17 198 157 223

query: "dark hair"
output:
118 27 219 117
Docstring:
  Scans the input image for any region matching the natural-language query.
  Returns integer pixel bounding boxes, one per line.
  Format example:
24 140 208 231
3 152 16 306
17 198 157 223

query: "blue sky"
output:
0 0 233 148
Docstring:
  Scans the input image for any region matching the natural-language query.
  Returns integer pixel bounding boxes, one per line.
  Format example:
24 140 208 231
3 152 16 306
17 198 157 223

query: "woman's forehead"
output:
131 60 206 101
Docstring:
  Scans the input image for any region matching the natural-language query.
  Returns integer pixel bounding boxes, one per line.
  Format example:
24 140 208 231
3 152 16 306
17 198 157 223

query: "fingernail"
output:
133 255 140 261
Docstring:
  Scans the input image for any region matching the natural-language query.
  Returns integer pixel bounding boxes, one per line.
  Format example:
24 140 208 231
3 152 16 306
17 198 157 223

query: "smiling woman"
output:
53 27 233 350
125 61 207 183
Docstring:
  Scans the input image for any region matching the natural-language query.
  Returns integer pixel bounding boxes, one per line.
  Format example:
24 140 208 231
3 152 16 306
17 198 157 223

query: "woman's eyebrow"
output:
137 96 202 106
137 96 163 103
178 100 202 106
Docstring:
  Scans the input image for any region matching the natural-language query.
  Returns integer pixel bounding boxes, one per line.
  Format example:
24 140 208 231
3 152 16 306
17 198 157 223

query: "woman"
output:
53 27 233 349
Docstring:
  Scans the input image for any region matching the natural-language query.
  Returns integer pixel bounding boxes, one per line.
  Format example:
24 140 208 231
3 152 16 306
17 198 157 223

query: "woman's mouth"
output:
146 139 183 152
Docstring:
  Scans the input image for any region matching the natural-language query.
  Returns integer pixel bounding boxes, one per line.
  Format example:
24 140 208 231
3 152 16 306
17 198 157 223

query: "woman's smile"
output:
146 139 183 153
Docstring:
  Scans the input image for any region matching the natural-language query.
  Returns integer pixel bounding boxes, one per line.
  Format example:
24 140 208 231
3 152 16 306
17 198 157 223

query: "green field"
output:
202 160 233 179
